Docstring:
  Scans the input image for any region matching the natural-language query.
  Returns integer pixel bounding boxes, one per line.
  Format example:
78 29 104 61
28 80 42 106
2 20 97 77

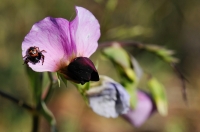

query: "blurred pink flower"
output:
22 6 100 84
122 91 156 127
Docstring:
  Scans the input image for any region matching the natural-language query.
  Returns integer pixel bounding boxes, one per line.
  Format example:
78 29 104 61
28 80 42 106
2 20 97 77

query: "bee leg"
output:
41 50 47 53
42 55 45 65
23 58 29 65
23 55 28 58
34 46 39 51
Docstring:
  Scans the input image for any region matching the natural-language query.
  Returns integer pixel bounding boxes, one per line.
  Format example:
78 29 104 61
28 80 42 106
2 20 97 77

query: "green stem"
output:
40 101 57 132
41 72 57 132
32 73 43 132
44 72 57 103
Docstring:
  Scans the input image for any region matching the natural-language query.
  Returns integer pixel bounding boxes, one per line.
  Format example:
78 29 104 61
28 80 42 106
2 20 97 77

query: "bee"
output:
23 46 46 65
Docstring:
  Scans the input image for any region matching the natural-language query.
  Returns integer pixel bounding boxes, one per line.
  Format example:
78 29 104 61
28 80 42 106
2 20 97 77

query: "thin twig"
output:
171 63 188 105
0 90 35 112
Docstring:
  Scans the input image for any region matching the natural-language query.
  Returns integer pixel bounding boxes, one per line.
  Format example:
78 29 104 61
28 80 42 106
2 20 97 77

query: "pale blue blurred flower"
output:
86 76 130 118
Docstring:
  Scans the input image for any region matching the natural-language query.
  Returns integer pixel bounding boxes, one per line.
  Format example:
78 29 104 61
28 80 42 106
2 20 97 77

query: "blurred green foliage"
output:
102 45 138 108
0 0 200 132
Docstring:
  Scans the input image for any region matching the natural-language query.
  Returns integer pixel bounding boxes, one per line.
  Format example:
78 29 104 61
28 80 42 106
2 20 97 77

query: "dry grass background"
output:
0 0 200 131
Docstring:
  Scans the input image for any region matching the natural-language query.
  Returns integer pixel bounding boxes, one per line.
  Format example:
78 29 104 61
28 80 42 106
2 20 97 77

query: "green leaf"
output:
75 82 90 93
131 56 143 79
56 73 61 87
124 82 137 108
124 56 143 109
147 77 168 116
102 44 130 68
25 66 43 104
73 82 90 105
56 72 67 87
102 45 135 82
102 46 144 109
144 44 179 63
43 72 58 103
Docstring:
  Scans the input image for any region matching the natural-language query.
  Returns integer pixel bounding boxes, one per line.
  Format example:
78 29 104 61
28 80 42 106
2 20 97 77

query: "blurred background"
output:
0 0 200 131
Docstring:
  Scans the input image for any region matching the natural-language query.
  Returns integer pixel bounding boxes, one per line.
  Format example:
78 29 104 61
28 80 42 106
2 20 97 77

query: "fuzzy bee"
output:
23 46 46 65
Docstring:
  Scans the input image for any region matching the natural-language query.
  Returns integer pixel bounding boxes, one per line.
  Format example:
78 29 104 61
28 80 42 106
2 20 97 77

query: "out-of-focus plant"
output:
0 6 186 132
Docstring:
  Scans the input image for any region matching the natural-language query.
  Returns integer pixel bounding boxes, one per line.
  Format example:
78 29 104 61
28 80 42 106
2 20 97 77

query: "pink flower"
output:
122 91 156 127
22 6 100 84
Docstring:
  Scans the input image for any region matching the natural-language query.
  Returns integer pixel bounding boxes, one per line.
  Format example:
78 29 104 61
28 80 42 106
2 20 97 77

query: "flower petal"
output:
88 84 119 118
22 17 73 72
113 83 130 115
123 91 155 127
70 6 100 57
87 77 130 118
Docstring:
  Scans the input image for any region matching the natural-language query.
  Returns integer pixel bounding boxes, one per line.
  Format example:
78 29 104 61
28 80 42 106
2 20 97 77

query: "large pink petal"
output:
22 17 74 72
70 6 100 57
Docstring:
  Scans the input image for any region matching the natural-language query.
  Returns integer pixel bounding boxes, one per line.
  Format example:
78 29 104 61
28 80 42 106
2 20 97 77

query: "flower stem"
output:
44 72 57 103
42 72 57 132
32 114 40 132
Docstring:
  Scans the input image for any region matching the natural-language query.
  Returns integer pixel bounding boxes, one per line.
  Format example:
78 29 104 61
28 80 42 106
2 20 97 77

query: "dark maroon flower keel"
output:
60 57 99 85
